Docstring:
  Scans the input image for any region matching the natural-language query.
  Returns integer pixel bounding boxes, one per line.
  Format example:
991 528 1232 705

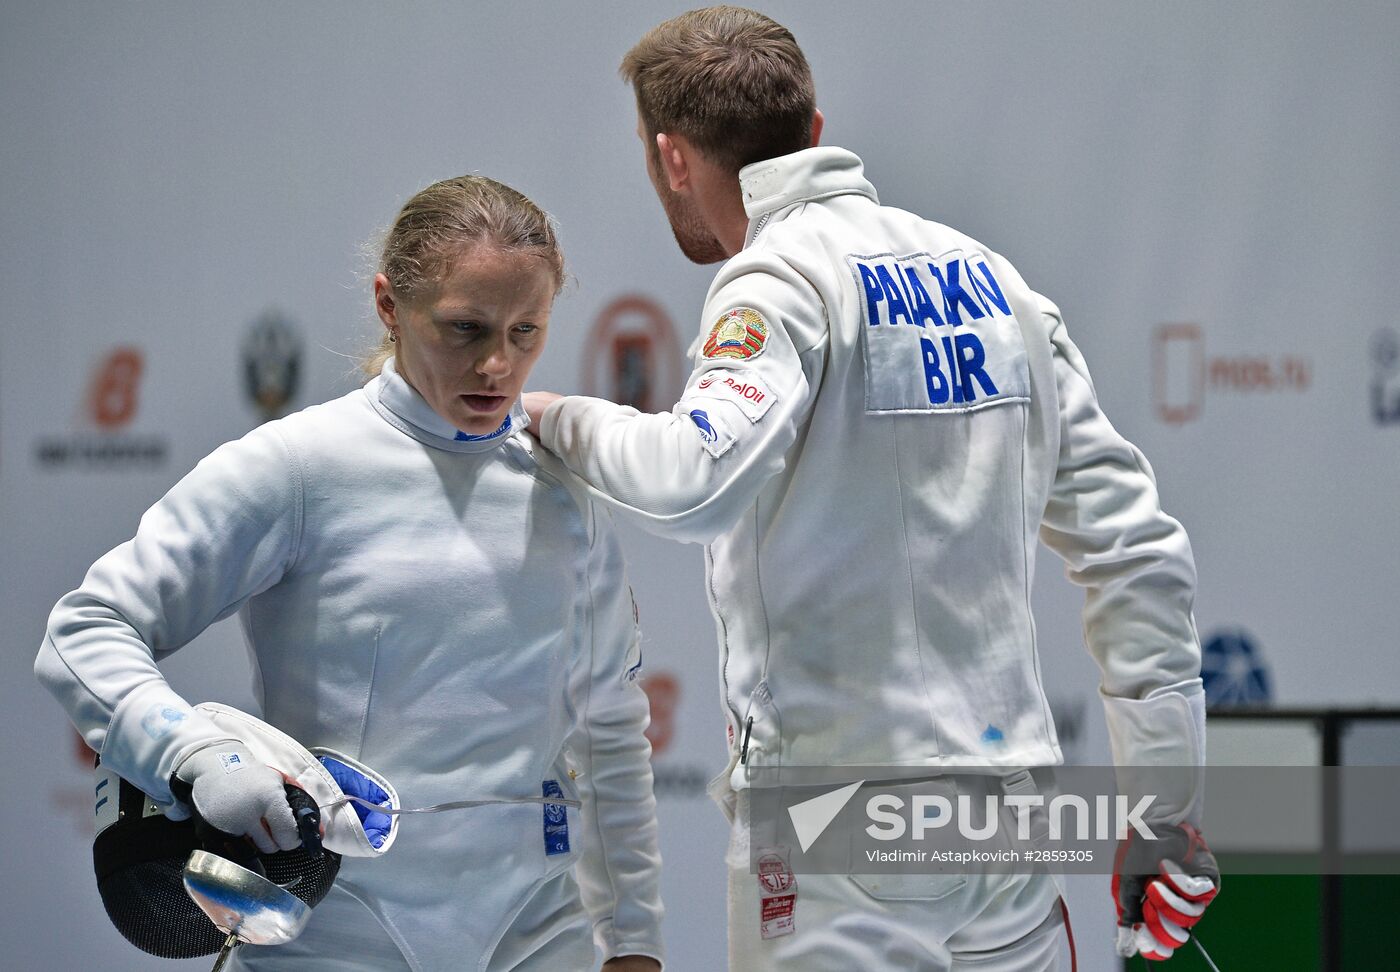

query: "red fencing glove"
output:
1113 822 1220 961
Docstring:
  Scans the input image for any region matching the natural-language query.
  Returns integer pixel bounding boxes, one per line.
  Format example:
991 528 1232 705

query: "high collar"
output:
367 357 528 454
738 147 878 229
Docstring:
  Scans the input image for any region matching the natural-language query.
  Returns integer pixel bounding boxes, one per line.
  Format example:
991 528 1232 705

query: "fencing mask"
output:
91 703 396 959
92 766 341 958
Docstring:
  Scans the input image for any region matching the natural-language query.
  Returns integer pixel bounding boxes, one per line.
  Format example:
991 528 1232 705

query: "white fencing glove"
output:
1113 822 1220 961
174 743 301 854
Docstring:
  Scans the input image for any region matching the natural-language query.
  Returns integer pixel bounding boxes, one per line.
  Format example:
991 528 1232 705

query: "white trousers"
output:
725 786 1066 972
231 869 595 972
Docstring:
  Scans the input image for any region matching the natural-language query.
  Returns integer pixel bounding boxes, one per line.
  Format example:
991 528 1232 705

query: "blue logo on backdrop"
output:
1200 629 1273 708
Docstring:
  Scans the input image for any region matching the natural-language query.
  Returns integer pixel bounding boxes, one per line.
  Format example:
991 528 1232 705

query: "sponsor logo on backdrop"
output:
1153 323 1310 425
582 295 684 412
1371 327 1400 425
1200 628 1273 708
34 346 169 469
243 311 303 422
640 670 713 799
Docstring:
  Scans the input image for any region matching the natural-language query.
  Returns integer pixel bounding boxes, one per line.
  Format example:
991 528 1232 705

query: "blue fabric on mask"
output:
319 755 393 849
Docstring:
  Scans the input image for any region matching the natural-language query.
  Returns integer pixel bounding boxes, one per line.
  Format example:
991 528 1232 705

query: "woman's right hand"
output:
174 744 302 854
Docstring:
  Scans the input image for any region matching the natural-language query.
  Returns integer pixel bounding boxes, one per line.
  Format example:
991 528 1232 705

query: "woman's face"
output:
376 244 556 436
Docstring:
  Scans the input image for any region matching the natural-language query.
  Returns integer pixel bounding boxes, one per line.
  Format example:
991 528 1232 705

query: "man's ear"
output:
656 132 690 192
810 109 825 147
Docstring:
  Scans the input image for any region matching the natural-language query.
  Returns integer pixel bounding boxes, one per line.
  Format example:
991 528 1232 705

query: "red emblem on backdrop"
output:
641 671 680 757
87 347 144 430
582 296 684 412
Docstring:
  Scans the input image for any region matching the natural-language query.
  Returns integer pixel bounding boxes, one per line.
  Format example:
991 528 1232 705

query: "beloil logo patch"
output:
693 368 776 423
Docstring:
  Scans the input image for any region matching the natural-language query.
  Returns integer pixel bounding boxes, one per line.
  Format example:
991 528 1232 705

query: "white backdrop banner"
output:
3 2 1396 969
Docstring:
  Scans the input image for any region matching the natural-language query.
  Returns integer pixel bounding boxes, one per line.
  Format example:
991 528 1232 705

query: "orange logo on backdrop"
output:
641 671 680 757
1153 323 1310 425
1153 323 1204 425
87 347 144 429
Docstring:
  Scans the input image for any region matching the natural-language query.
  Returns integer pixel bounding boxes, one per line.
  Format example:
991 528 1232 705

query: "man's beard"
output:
650 154 728 264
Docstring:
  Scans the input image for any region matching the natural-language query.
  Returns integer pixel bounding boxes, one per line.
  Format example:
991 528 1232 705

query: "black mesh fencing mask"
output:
92 762 341 959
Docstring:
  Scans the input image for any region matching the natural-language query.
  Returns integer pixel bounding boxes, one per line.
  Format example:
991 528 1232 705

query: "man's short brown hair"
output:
621 6 815 174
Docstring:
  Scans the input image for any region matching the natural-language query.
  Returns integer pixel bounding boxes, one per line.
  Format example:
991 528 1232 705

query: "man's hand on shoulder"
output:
522 391 563 436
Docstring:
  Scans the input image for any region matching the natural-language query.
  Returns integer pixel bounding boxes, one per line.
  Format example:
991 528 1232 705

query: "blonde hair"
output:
621 5 815 174
361 175 564 378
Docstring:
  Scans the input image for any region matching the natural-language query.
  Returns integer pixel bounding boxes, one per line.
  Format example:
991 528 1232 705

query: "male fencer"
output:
527 6 1218 969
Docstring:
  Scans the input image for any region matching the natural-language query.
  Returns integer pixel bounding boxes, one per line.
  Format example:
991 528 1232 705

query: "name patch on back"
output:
846 250 1030 413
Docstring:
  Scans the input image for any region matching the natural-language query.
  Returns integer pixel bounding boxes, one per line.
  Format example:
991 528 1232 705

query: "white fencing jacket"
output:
542 147 1205 798
37 359 664 969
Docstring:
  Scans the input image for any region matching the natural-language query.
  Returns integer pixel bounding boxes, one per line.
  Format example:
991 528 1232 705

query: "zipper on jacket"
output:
747 212 772 247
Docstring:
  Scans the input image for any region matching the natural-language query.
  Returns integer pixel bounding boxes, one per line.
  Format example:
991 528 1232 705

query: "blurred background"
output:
3 1 1396 968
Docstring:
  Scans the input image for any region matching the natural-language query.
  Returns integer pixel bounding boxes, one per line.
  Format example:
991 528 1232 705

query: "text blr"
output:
854 253 1012 407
